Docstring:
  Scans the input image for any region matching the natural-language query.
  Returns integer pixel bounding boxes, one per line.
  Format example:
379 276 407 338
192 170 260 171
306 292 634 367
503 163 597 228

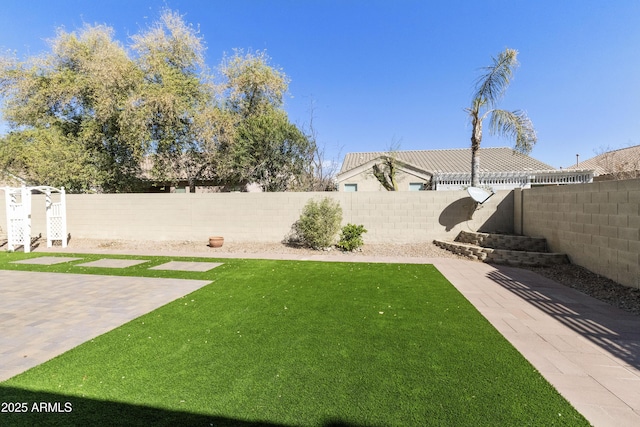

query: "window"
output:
409 182 424 191
344 183 358 192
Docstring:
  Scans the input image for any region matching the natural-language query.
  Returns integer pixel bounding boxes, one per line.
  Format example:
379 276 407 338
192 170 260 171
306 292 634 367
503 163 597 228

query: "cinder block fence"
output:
515 178 640 289
0 190 513 244
2 178 638 289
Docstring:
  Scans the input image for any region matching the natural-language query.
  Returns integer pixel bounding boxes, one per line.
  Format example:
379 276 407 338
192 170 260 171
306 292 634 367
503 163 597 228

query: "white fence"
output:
2 186 67 252
433 170 594 190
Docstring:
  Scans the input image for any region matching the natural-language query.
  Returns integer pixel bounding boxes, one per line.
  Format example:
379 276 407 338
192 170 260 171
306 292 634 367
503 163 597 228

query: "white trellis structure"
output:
3 186 67 253
432 170 594 191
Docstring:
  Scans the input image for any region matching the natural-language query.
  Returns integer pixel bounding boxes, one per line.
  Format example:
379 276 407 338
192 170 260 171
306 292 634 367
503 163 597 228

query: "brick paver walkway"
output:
432 258 640 427
0 270 210 381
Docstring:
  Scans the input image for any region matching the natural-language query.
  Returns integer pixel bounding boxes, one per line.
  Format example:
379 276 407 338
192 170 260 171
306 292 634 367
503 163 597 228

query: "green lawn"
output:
0 252 588 426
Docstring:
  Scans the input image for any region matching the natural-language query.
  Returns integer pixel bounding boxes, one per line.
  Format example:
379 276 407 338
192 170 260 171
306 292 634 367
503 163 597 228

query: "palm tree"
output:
467 48 537 187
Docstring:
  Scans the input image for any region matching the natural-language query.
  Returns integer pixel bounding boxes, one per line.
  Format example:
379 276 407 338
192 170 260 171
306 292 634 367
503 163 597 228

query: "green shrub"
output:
337 223 367 251
293 198 343 249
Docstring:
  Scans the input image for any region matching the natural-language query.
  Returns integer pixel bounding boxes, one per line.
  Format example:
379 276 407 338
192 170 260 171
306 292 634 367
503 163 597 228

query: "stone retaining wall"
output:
457 230 547 252
433 239 568 266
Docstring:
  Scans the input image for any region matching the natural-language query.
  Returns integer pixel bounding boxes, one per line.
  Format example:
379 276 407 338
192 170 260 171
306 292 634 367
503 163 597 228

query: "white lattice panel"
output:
7 203 26 246
9 220 25 244
49 216 63 239
4 185 66 252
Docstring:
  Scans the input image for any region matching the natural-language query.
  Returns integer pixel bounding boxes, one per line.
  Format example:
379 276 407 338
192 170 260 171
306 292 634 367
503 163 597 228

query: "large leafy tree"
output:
221 49 289 118
129 9 216 191
467 49 537 187
0 129 96 190
217 50 313 191
0 10 315 193
0 24 143 192
233 108 311 191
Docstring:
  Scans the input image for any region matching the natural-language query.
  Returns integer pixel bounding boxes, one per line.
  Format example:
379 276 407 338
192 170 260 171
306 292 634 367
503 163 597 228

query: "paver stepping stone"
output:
76 259 148 268
11 256 82 265
149 261 223 272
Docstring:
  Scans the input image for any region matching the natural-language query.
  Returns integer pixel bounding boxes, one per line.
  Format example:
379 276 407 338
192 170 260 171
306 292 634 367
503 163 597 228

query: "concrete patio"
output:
0 269 211 381
1 249 638 426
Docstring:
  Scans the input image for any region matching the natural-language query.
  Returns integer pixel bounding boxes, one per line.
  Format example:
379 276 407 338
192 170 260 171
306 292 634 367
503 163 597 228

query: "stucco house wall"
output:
339 168 430 192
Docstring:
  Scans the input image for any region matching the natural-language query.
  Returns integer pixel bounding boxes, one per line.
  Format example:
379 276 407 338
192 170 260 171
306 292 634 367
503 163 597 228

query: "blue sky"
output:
1 0 639 169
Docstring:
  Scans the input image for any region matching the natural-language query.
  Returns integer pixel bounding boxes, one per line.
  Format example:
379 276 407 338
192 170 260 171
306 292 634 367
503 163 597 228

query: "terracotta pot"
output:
209 236 224 248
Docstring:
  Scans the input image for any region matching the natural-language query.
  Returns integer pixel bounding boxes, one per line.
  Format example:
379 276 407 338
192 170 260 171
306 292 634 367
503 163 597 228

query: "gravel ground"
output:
6 237 639 317
521 263 640 317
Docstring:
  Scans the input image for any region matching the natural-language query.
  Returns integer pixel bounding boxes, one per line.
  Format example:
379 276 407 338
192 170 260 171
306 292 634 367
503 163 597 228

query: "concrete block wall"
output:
0 190 513 245
518 179 640 289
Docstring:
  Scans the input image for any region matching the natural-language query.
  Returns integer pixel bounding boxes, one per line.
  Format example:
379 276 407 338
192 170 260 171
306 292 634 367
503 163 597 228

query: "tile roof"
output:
568 145 640 176
338 147 556 175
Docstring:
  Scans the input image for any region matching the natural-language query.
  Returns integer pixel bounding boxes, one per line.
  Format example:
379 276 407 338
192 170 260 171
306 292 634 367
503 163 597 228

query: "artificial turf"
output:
0 252 588 426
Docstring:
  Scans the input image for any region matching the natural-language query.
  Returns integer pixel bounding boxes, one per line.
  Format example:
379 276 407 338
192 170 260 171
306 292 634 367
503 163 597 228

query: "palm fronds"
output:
489 109 537 154
472 48 519 109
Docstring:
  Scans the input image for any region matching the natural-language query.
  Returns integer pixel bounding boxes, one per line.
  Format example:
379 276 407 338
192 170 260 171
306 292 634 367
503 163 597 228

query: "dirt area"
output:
3 236 639 317
68 238 464 258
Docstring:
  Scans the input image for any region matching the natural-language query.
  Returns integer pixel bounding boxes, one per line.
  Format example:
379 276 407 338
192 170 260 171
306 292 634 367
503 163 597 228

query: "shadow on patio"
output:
487 265 640 371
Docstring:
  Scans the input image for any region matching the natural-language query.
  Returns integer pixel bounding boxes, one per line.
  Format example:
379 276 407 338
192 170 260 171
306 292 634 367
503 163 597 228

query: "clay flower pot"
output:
209 236 224 248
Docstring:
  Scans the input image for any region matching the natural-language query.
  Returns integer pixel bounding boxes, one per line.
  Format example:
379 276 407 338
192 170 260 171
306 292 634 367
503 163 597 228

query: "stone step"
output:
457 230 547 252
433 240 569 267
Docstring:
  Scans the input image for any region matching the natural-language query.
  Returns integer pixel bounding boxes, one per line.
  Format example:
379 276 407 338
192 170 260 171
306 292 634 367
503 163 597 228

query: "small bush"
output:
293 198 343 249
337 223 367 251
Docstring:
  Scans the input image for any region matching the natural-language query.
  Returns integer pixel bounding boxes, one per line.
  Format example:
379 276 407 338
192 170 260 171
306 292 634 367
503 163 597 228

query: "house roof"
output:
338 147 556 176
0 169 28 187
568 145 640 176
